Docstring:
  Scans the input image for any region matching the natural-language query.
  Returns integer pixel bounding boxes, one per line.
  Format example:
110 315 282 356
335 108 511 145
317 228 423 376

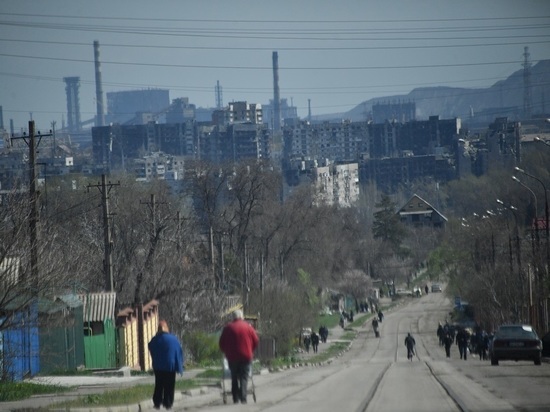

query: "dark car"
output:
431 284 442 292
490 324 542 366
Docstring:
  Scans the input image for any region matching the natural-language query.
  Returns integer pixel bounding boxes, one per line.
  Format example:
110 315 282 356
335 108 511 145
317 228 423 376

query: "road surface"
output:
180 290 550 411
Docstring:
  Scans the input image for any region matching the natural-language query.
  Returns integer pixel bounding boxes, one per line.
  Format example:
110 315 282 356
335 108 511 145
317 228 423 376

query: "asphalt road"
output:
180 290 550 412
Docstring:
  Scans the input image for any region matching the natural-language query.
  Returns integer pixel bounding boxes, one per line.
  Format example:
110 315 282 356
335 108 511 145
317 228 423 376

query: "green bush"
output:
185 331 221 366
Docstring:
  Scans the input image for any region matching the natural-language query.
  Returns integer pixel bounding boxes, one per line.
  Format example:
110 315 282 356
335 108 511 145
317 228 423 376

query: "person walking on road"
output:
148 320 184 410
311 331 320 353
372 317 380 337
303 333 311 353
405 333 416 360
219 309 259 404
319 325 328 343
443 332 453 358
456 327 469 360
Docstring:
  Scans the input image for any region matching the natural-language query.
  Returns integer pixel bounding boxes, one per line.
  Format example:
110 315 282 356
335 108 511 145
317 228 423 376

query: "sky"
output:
1 0 550 133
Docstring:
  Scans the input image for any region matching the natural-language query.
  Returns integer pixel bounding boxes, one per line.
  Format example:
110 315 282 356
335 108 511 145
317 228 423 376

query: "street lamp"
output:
512 175 538 216
514 167 549 263
514 167 549 334
533 136 550 148
497 199 526 323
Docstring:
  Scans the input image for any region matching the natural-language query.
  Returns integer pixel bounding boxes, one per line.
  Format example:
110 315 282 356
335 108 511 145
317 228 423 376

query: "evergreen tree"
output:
372 194 408 254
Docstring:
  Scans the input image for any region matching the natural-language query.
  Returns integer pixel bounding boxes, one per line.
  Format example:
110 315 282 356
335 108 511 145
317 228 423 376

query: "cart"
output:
221 357 256 404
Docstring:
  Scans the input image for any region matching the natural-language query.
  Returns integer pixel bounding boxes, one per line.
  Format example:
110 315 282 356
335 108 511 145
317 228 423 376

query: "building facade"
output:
313 162 359 207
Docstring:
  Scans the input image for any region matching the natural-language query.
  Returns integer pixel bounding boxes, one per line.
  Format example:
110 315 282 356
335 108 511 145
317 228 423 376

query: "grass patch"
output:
0 381 69 402
194 368 221 379
340 331 356 340
307 341 351 363
53 379 203 409
316 312 341 329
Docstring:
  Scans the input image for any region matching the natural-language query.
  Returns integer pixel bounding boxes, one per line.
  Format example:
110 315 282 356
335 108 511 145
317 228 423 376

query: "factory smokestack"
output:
64 77 81 133
94 40 105 127
272 51 281 131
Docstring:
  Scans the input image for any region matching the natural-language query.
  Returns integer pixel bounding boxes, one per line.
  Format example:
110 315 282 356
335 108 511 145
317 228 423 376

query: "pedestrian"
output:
378 310 384 323
372 317 380 337
443 332 453 358
320 325 328 343
219 309 259 404
455 327 469 360
437 323 444 346
311 331 320 353
148 320 184 410
425 284 429 294
303 333 311 353
405 332 416 360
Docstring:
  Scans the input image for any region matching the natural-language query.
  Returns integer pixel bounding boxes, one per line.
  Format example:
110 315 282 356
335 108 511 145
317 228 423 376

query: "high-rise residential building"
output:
313 162 359 207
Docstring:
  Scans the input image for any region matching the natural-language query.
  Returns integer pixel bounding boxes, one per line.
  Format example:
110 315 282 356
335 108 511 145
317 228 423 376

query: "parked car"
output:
490 324 542 366
395 289 413 297
431 284 442 292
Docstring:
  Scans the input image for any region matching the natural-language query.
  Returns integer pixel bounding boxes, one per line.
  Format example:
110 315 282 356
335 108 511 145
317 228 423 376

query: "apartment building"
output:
134 152 185 181
283 120 369 164
282 116 462 190
313 162 359 207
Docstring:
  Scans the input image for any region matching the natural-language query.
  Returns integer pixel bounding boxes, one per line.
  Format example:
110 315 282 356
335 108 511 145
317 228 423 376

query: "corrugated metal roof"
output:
79 292 117 322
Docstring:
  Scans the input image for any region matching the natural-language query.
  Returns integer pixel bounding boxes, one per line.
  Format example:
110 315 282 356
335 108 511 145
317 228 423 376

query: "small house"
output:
397 194 447 229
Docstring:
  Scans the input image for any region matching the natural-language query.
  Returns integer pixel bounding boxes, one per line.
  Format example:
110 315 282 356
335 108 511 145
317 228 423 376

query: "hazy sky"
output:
1 0 549 132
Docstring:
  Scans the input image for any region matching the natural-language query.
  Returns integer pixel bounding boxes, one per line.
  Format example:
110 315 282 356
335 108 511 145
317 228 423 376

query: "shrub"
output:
184 331 221 366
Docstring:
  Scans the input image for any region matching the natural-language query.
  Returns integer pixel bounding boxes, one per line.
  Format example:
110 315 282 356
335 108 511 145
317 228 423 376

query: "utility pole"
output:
87 174 119 292
135 194 166 303
11 121 52 287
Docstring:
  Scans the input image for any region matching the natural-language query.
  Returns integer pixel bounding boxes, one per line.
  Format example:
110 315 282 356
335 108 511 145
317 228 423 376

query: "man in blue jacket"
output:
148 320 184 409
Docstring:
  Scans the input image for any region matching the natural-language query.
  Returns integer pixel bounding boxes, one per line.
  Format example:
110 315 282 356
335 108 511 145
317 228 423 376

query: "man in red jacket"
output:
219 309 259 404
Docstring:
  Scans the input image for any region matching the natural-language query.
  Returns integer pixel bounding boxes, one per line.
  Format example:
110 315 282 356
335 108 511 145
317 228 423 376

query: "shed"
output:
0 300 40 381
79 292 117 369
38 294 85 374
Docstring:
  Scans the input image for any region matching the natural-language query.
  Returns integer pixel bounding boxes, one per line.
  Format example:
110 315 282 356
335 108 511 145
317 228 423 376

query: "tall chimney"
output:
64 77 82 133
94 40 105 127
272 51 281 131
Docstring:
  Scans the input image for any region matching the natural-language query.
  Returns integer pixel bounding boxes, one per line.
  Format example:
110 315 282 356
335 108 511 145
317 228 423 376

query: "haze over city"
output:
1 0 549 131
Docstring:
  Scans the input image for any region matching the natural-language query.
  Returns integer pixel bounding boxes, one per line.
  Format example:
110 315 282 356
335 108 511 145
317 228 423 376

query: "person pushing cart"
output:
219 309 259 404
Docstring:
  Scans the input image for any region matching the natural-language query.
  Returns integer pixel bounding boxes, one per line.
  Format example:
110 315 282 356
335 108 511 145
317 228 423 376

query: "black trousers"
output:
458 344 468 360
153 370 176 409
228 361 251 403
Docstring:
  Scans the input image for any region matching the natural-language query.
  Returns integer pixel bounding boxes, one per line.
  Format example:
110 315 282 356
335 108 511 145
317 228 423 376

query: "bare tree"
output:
337 269 373 312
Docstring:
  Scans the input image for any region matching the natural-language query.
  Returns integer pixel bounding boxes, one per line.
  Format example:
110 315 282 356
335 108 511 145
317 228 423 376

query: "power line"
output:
0 52 525 70
3 69 549 95
1 11 549 24
1 37 549 51
1 20 549 42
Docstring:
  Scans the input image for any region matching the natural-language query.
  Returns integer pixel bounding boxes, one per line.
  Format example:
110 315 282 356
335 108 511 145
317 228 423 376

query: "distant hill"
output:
312 60 550 124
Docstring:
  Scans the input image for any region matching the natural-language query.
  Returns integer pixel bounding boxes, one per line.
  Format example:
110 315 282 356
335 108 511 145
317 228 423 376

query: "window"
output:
84 321 105 336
